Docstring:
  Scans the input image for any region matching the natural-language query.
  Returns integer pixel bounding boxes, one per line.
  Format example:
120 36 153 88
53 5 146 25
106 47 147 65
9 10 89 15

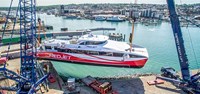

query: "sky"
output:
0 0 200 7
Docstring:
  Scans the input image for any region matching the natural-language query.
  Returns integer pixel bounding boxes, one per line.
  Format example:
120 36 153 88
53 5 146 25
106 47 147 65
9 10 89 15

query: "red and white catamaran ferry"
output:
37 34 148 68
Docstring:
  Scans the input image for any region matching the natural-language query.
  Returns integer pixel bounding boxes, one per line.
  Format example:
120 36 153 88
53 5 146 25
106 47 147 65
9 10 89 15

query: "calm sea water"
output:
39 14 200 78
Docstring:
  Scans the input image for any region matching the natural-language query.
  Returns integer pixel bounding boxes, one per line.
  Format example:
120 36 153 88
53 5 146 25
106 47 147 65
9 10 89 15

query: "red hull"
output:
37 52 148 68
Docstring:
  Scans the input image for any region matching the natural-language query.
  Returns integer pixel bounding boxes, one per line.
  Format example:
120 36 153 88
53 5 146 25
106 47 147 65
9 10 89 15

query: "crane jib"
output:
167 0 191 81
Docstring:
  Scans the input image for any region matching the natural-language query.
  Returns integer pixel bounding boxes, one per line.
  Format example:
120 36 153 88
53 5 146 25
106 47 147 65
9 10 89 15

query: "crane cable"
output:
0 0 19 68
1 0 14 39
5 1 20 64
178 0 200 28
180 0 200 73
179 0 200 73
186 27 200 73
180 16 200 28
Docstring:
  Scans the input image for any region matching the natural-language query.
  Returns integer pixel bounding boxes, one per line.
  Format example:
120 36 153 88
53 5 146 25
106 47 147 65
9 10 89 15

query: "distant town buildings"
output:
1 3 199 23
55 3 199 21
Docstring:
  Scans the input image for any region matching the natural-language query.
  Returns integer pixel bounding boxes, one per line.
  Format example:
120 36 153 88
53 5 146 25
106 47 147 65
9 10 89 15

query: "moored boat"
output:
63 14 77 19
94 15 106 21
106 16 125 22
37 34 148 68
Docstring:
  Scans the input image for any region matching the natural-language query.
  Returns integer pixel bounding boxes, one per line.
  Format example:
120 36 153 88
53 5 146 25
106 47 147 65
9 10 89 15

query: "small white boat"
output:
106 16 125 22
94 16 106 21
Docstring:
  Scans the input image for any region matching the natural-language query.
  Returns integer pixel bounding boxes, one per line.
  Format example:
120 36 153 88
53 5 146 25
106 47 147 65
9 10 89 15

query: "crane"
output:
0 0 49 93
156 0 200 93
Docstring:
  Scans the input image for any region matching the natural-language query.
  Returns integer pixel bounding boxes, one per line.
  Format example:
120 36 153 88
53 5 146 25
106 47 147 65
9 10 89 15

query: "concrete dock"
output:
0 58 190 94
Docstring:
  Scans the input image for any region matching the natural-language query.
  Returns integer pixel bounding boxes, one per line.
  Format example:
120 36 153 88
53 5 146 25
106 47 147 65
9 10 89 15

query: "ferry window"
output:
71 50 78 53
76 50 83 54
79 42 85 45
39 46 43 50
83 50 88 54
99 52 113 56
106 52 113 56
107 52 113 56
85 41 106 45
129 54 143 58
58 48 65 52
129 54 135 58
113 53 123 57
45 46 51 49
78 50 87 54
88 51 99 55
54 47 58 50
99 52 107 55
85 41 92 45
93 41 106 45
57 48 61 52
66 49 72 53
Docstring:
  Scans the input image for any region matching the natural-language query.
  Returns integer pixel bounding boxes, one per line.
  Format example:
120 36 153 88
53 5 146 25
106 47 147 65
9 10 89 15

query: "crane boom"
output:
157 0 200 93
166 0 190 81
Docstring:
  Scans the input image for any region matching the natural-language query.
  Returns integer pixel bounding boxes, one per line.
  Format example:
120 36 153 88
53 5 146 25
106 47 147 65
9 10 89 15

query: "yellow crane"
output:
37 18 47 46
129 19 135 52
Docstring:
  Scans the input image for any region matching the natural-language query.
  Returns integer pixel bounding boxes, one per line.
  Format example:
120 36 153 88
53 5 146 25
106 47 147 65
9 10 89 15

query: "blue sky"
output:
0 0 200 7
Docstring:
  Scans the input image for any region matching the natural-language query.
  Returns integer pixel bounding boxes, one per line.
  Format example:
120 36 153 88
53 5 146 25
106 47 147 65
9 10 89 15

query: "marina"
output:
0 14 200 77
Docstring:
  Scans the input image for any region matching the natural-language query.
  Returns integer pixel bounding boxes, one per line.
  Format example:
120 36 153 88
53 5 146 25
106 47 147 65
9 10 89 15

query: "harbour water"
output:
39 14 200 78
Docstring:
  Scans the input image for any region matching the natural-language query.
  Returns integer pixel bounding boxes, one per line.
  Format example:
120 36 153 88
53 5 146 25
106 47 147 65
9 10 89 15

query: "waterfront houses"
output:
0 3 200 25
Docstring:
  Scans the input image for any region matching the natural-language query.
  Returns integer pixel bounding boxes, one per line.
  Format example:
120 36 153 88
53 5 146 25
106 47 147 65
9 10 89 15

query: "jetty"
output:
0 27 115 35
0 24 54 32
0 27 116 45
89 27 115 31
44 27 115 37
